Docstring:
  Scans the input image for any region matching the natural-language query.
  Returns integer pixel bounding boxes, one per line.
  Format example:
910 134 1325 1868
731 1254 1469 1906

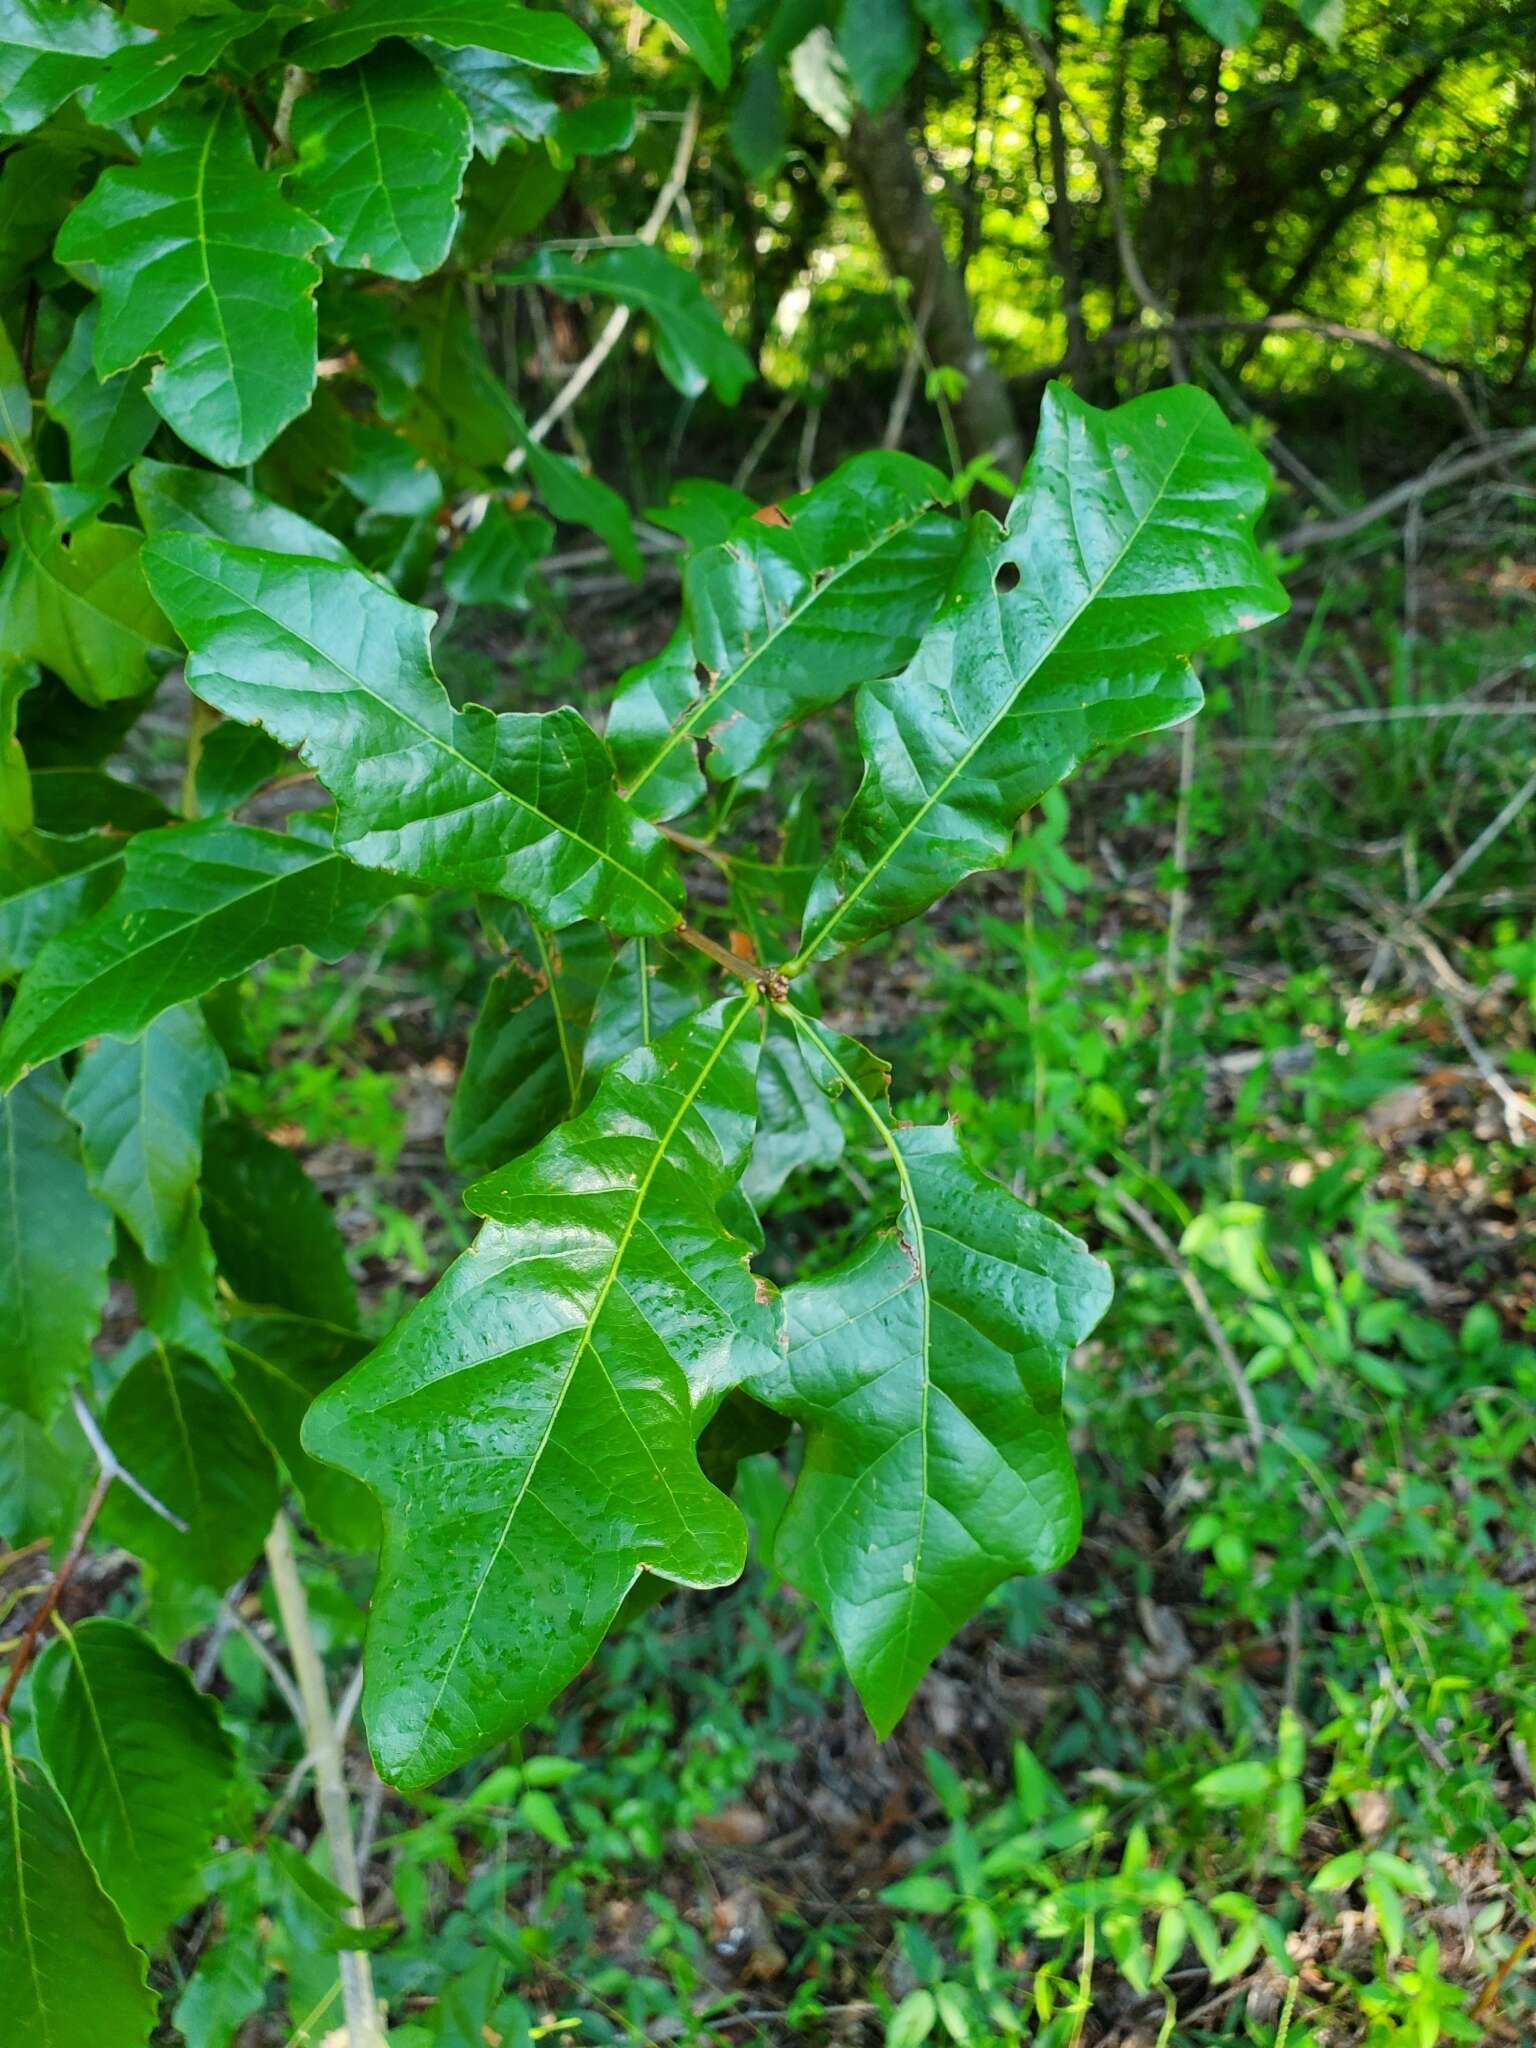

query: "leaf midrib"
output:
2 838 351 1073
164 548 679 922
404 994 757 1762
795 413 1203 963
625 498 943 799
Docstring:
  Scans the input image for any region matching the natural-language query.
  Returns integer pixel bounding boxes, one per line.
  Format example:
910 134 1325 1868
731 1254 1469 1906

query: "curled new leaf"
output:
304 997 780 1785
143 536 684 934
795 383 1287 963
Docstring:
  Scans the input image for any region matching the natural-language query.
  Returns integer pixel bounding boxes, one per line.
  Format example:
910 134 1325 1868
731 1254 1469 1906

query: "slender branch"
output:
265 1513 384 2048
1471 1921 1536 2022
70 1388 189 1532
1150 720 1196 1177
1275 427 1536 552
504 96 701 480
0 1470 111 1719
0 1388 196 1715
1022 29 1188 381
676 922 770 989
1414 762 1536 917
1076 313 1485 441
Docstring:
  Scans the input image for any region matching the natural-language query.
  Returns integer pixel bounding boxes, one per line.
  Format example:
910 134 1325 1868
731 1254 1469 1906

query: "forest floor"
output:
150 546 1536 2048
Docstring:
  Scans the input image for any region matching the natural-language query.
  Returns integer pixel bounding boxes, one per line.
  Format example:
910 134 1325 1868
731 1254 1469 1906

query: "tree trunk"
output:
844 101 1024 475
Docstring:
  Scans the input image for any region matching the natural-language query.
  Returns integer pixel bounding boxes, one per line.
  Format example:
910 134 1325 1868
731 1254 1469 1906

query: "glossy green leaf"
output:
639 0 730 87
224 1310 378 1548
548 94 637 162
289 46 473 280
287 0 600 75
0 1403 76 1545
423 41 561 157
0 820 399 1086
446 916 611 1176
45 307 157 488
122 1199 228 1371
0 1730 155 2048
442 502 553 608
519 426 641 577
0 137 83 294
191 721 291 816
0 311 31 471
99 1342 280 1591
334 423 443 518
78 7 246 125
33 1618 237 1948
55 104 324 467
0 481 173 705
202 1116 358 1327
797 384 1288 962
0 826 124 977
835 0 918 111
743 1010 849 1207
580 933 695 1080
1179 0 1261 41
66 1002 228 1265
762 1014 1112 1734
915 0 983 63
645 476 756 550
304 996 779 1785
143 536 683 933
0 0 139 137
0 1064 113 1422
27 769 170 837
504 247 754 404
131 458 353 562
608 451 964 821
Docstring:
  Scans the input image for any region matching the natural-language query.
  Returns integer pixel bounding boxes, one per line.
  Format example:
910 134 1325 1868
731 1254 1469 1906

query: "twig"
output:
504 95 701 480
0 1470 110 1718
1414 762 1536 916
69 1388 189 1532
267 64 310 164
265 1513 384 2048
1471 1921 1536 2022
676 922 776 991
1085 1165 1266 1453
0 1390 193 1715
1078 312 1485 440
883 276 935 452
729 391 796 494
1022 30 1188 381
1444 1001 1536 1144
1275 427 1536 552
221 1598 307 1727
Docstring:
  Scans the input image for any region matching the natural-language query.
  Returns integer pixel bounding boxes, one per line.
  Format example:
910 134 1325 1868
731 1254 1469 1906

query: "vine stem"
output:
264 1512 384 2048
